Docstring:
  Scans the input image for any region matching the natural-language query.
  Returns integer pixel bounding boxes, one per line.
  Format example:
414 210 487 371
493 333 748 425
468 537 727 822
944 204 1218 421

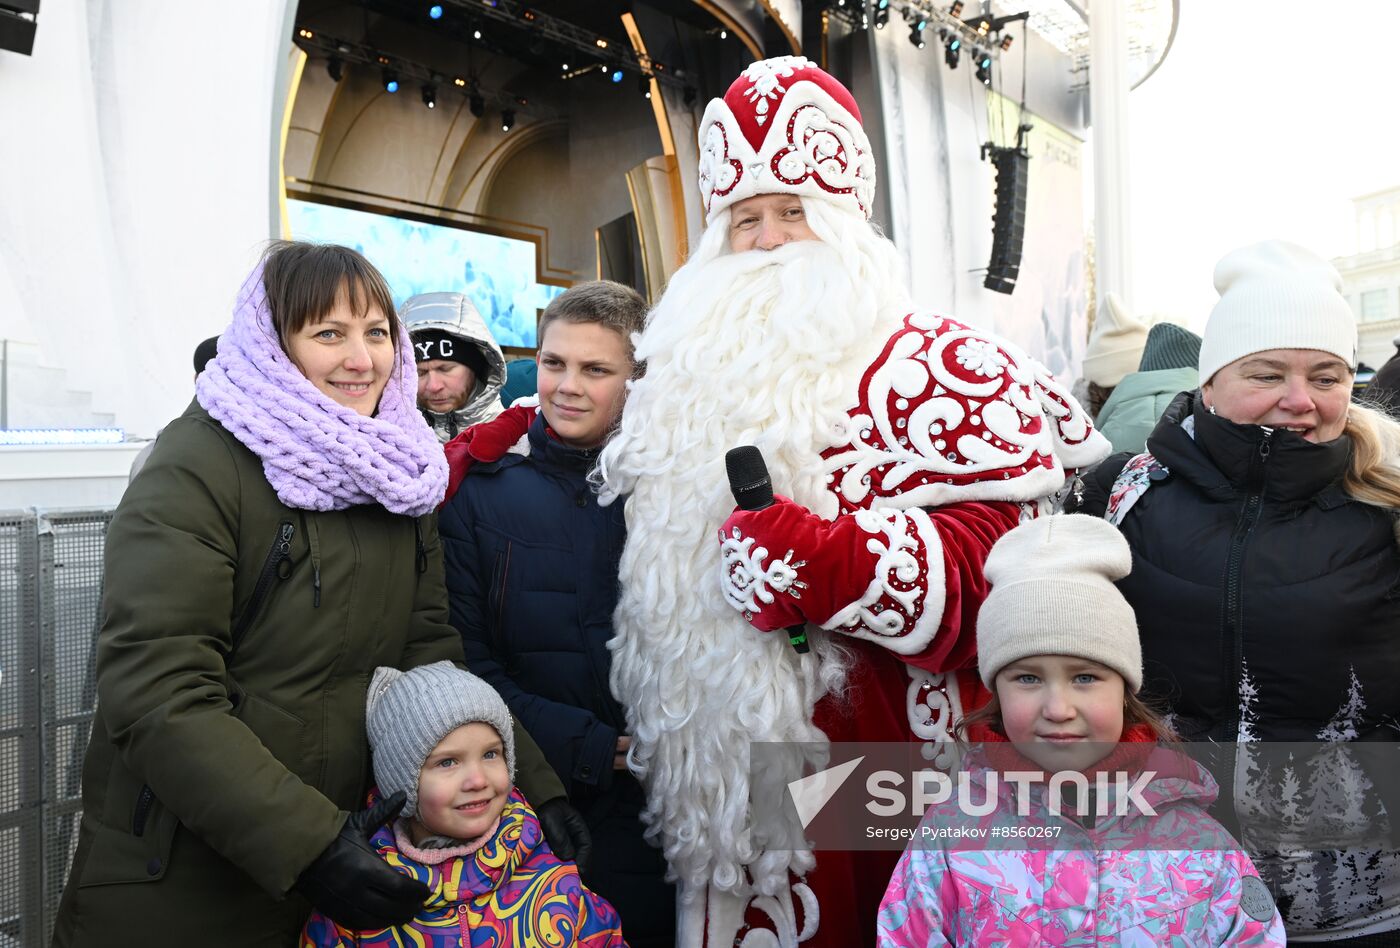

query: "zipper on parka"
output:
1216 430 1273 828
230 520 296 653
132 784 156 837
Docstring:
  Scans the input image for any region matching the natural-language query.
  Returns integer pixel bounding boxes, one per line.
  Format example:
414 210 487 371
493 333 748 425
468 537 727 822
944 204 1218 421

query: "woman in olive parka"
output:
53 244 569 947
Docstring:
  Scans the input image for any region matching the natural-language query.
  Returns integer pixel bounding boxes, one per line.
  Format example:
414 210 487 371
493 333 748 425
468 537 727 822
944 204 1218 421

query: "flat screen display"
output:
287 198 564 348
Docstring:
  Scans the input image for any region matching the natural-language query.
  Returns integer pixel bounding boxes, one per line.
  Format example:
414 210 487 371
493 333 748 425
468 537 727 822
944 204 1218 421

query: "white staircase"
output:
1 340 118 430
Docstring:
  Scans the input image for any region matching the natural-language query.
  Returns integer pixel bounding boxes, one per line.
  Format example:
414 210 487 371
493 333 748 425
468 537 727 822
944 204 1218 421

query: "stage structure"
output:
0 0 1174 442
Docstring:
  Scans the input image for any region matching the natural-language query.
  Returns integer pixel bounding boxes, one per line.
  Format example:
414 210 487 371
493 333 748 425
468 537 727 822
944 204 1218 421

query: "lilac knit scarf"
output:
196 264 448 516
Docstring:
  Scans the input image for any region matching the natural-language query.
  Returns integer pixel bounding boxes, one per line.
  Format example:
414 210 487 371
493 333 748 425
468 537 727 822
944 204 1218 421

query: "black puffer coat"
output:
1079 391 1400 938
438 414 675 946
1081 391 1400 741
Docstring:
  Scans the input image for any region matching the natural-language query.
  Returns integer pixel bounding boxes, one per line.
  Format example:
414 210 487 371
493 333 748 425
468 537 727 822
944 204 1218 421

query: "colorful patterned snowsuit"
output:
301 788 626 947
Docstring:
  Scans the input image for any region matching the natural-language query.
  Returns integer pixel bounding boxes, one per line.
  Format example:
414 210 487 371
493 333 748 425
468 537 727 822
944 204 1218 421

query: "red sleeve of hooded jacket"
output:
439 405 537 508
719 498 1021 674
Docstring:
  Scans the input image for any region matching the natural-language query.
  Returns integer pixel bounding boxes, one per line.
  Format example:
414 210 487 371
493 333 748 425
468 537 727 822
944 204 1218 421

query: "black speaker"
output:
0 0 38 56
983 144 1028 295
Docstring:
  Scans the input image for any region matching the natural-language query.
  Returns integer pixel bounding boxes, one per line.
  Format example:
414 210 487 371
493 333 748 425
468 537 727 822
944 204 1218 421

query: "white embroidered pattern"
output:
736 880 819 946
741 57 815 126
816 505 945 655
820 313 1101 514
697 57 875 221
719 527 808 617
906 666 963 771
697 122 742 208
954 338 1009 378
770 104 872 215
821 508 924 637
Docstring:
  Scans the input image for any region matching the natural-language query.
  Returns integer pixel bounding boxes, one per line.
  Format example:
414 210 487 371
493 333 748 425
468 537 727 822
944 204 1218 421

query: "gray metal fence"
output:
1 508 111 948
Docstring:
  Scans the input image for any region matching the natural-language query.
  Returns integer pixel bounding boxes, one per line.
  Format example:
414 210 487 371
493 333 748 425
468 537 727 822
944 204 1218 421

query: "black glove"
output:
296 790 430 931
536 797 593 876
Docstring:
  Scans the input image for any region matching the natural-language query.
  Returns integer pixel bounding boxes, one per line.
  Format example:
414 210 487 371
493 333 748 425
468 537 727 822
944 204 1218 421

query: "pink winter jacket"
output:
877 740 1286 946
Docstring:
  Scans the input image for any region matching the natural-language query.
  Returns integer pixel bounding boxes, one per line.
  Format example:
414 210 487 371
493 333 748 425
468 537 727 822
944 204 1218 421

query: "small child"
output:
301 661 626 947
876 515 1286 947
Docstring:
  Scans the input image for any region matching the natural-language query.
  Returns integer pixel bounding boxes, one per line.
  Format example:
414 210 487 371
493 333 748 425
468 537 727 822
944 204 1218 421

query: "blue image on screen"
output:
287 199 564 348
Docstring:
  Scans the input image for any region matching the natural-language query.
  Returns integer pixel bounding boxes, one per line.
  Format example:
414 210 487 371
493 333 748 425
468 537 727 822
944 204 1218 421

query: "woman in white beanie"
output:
1075 240 1400 943
877 515 1285 946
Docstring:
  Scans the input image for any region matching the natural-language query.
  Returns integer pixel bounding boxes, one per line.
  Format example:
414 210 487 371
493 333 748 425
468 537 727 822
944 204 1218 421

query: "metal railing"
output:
1 507 111 948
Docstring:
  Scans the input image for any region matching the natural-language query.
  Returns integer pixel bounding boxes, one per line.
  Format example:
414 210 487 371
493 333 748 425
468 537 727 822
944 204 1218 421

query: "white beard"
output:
596 219 910 899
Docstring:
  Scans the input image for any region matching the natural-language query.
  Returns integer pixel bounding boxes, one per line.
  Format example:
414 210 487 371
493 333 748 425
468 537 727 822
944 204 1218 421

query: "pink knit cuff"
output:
392 817 500 865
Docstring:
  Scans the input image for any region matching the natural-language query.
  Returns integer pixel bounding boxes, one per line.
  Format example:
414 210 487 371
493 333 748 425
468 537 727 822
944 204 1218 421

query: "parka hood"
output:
403 292 508 438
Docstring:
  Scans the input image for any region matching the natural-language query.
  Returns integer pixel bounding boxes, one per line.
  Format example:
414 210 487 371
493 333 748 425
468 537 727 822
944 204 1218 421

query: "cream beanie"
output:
366 661 516 819
977 514 1142 692
1082 293 1150 387
1198 240 1357 384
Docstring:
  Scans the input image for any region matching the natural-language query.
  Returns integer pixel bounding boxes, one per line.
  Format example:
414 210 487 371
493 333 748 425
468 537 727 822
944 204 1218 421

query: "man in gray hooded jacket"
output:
403 292 508 442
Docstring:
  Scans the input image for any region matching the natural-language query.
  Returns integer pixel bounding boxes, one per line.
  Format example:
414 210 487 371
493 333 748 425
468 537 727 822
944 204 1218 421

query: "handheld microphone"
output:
724 446 810 654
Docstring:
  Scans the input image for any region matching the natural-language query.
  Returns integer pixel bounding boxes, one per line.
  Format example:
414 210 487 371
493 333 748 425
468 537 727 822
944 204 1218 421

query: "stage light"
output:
522 8 536 20
948 1 963 15
975 50 992 85
944 34 961 69
382 69 399 93
469 92 485 117
638 75 651 98
1000 34 1014 51
974 16 991 35
297 28 314 40
326 58 343 82
909 25 925 48
610 68 624 83
428 4 443 18
473 29 482 39
595 37 608 49
501 109 515 132
454 76 467 87
719 29 727 39
874 0 890 29
561 62 569 70
422 84 437 108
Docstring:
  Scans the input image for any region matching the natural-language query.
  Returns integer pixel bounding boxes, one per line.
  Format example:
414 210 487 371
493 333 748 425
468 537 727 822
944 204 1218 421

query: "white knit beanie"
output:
1082 293 1150 387
1198 240 1357 384
366 661 516 818
977 514 1142 692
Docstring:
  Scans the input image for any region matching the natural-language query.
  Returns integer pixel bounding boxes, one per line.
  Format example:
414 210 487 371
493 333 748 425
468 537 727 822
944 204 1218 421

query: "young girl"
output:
877 514 1286 947
301 661 626 946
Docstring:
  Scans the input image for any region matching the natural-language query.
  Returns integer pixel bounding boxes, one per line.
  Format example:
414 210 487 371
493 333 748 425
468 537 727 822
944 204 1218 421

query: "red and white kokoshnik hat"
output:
697 55 877 224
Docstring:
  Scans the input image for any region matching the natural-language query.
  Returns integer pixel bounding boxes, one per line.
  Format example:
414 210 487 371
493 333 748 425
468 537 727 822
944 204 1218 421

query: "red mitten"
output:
440 405 536 508
718 495 885 634
719 496 1021 668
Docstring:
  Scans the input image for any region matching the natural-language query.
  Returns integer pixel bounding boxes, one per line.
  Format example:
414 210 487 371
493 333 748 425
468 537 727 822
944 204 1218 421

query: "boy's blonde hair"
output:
537 280 648 377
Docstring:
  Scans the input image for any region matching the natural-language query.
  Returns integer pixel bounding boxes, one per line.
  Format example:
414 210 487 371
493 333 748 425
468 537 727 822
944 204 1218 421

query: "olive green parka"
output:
53 402 561 947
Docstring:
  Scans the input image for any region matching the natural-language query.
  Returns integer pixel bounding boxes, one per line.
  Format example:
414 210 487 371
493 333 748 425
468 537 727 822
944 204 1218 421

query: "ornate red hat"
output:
697 56 876 225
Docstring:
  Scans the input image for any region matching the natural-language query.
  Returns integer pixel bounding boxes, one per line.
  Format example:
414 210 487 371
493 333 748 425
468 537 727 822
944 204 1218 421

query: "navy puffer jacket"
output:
438 414 626 797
